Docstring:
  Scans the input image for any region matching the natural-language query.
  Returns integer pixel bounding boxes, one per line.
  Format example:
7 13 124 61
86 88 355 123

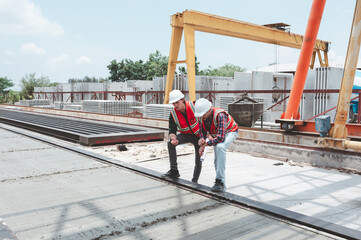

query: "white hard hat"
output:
194 98 212 117
169 90 185 104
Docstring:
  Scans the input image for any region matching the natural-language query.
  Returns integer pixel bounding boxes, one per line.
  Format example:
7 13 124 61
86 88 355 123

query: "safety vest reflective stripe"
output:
209 107 238 137
170 101 200 136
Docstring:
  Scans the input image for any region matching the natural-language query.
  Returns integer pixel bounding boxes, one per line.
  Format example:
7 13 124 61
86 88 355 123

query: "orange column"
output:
283 0 326 119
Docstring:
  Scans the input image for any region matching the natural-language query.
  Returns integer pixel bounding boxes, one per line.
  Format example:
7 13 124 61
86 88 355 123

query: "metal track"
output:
0 109 164 146
1 124 360 240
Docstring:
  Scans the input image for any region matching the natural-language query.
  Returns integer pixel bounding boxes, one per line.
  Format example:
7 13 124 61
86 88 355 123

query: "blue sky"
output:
0 0 357 90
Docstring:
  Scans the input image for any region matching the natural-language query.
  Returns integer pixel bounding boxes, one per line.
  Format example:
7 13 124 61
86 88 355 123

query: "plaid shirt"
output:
200 111 227 146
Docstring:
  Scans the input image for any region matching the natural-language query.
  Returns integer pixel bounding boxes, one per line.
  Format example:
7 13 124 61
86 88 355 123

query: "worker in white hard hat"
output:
162 89 202 183
194 98 238 192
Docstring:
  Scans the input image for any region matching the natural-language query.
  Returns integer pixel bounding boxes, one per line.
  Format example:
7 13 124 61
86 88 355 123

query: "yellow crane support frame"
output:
164 10 330 103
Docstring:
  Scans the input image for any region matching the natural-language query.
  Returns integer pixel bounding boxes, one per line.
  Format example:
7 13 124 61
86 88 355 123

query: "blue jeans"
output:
213 131 238 184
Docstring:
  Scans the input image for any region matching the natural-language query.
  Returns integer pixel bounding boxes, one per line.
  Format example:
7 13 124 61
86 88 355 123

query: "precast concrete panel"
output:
251 71 294 122
72 83 82 102
252 71 273 121
34 87 41 92
270 73 293 121
234 72 252 91
175 74 187 93
107 82 128 92
42 86 53 93
195 76 213 100
213 77 235 107
62 83 74 103
144 104 173 119
152 77 164 92
301 69 316 120
102 82 109 100
57 84 63 103
87 83 104 101
34 87 44 100
324 67 343 122
107 82 132 100
309 67 343 122
134 80 153 90
126 80 137 98
133 80 154 104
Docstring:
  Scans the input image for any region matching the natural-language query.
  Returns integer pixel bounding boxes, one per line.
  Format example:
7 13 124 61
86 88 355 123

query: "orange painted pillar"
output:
283 0 326 119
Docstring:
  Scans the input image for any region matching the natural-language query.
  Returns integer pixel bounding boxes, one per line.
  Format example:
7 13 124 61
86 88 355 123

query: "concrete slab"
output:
0 129 103 181
0 126 347 239
0 217 17 240
230 138 361 172
87 139 361 232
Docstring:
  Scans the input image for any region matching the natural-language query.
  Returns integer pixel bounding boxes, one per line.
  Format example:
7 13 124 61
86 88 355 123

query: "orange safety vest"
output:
170 101 200 136
201 107 238 138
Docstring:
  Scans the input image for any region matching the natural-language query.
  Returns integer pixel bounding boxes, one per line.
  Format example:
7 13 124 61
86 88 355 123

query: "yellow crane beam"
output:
164 10 331 103
330 0 361 141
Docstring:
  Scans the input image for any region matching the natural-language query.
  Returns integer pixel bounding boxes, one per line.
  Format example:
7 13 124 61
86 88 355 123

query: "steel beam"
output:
0 109 164 146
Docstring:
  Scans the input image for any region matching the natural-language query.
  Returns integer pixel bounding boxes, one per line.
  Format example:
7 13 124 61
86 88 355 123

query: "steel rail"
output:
0 114 131 135
0 110 129 135
1 124 359 240
0 109 134 134
0 109 164 146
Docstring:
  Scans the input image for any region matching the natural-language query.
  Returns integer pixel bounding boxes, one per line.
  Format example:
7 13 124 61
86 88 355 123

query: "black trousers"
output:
167 133 202 182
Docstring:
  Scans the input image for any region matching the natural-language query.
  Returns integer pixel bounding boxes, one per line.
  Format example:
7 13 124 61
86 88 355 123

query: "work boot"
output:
162 169 180 179
211 179 225 192
191 166 202 183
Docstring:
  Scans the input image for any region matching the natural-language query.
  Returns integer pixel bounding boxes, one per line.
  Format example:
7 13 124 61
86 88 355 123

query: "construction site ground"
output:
88 138 361 232
1 122 361 239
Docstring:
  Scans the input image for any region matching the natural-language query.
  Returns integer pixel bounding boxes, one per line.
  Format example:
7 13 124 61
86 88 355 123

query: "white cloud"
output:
20 42 45 54
328 50 345 68
74 34 83 39
278 47 299 59
5 50 14 56
46 54 68 71
4 60 15 65
0 0 64 35
76 56 92 65
343 9 353 15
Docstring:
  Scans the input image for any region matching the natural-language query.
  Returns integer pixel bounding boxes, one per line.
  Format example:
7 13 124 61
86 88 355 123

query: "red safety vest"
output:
201 107 238 138
170 101 200 136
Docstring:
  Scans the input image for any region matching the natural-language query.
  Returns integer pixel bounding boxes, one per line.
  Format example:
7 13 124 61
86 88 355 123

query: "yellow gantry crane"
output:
164 10 330 103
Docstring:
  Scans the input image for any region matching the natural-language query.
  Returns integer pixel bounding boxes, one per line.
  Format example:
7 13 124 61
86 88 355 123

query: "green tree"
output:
107 59 147 81
7 90 20 104
145 50 168 79
107 59 122 82
19 73 56 100
123 59 147 80
202 63 246 77
107 51 247 80
107 50 168 82
177 56 202 75
0 76 14 93
0 76 15 103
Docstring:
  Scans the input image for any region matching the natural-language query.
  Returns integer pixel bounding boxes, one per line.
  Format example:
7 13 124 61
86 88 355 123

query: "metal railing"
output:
33 89 361 123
